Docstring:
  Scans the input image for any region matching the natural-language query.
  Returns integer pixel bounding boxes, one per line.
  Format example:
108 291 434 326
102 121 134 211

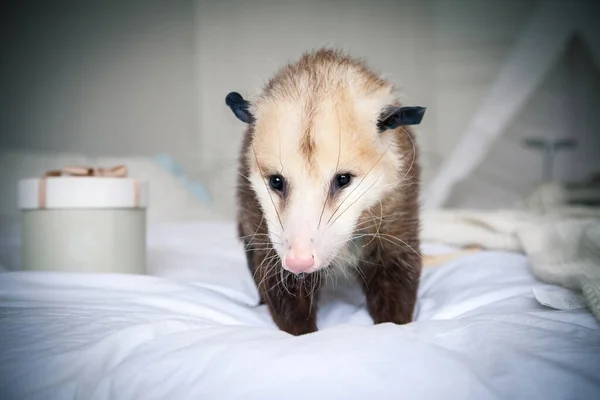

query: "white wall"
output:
444 5 600 209
431 0 540 154
0 0 200 172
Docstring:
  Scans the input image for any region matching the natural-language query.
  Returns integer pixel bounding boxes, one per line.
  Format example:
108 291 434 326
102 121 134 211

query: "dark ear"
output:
377 105 426 132
225 92 254 124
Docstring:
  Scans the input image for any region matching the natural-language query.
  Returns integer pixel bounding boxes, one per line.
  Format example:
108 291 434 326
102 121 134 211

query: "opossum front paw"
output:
259 268 323 335
268 297 319 335
362 263 419 325
368 296 414 325
275 317 318 336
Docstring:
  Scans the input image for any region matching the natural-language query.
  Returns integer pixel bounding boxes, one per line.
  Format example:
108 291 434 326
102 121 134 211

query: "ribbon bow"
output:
44 165 128 178
38 164 140 208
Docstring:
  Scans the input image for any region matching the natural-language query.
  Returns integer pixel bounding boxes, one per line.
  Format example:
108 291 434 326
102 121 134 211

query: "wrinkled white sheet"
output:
0 221 599 400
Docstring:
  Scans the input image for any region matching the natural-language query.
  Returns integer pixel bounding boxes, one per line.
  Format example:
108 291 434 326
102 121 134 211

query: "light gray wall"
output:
431 0 540 154
446 31 600 209
0 0 200 172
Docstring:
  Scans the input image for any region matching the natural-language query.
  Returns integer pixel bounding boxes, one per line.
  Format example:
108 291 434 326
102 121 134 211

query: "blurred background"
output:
1 0 599 222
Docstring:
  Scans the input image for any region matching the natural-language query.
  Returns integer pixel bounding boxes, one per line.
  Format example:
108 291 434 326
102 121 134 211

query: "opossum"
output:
226 48 426 335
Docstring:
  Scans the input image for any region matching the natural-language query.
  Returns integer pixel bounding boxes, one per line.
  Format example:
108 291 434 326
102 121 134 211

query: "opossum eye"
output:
333 174 352 191
269 175 285 192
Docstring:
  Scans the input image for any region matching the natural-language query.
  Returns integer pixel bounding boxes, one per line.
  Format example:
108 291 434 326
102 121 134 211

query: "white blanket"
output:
421 204 600 321
0 221 599 400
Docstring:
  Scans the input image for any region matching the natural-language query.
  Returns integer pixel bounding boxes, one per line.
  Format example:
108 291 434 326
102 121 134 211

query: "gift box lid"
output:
18 177 148 210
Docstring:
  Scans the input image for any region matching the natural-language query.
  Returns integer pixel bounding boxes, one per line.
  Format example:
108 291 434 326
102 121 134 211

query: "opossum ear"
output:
225 92 254 124
377 105 426 132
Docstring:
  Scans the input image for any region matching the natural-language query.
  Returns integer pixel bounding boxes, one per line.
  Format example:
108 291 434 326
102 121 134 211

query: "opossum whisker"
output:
306 271 323 315
326 127 415 233
352 254 380 267
331 255 358 283
257 256 279 285
326 143 391 226
322 234 380 268
327 172 384 229
311 271 323 298
239 208 282 240
355 209 410 227
251 143 285 230
244 234 282 251
348 262 369 289
243 213 267 250
387 126 417 190
244 243 278 249
331 250 375 277
363 201 384 247
237 171 252 183
323 263 340 292
374 233 420 259
260 258 280 287
255 248 277 266
279 268 296 297
318 103 342 230
331 252 356 268
242 235 275 244
241 238 277 248
245 246 280 253
239 233 271 239
259 257 284 296
331 259 350 284
383 180 418 191
242 236 278 244
323 266 337 292
345 236 362 254
273 268 285 292
254 250 279 283
255 262 277 292
353 232 421 259
244 244 276 251
310 272 321 308
322 231 365 249
303 271 318 312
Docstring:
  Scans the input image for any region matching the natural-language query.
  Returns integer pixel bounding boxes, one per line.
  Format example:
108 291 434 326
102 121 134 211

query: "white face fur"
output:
246 85 406 275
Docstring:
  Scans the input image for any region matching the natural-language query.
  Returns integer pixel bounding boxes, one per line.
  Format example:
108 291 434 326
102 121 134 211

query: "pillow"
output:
96 154 221 223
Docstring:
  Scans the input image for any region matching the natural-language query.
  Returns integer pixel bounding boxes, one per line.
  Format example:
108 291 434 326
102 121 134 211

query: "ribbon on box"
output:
39 165 141 208
44 165 128 178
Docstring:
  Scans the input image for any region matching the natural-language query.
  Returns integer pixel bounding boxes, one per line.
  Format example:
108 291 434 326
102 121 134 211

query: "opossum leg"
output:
257 261 323 335
360 251 421 325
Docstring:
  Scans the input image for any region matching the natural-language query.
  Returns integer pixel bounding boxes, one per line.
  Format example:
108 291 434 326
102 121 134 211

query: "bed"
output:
1 219 599 400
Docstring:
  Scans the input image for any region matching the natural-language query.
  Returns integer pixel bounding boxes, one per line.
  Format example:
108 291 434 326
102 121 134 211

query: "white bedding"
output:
0 221 599 400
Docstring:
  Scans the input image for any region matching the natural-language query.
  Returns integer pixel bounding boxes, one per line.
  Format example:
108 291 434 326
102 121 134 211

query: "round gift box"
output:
18 176 148 274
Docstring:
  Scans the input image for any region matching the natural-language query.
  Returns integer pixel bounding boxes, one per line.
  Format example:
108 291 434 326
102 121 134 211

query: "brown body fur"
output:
236 49 421 335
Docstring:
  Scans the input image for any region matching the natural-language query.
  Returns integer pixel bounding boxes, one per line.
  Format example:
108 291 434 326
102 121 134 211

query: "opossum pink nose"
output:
285 252 315 274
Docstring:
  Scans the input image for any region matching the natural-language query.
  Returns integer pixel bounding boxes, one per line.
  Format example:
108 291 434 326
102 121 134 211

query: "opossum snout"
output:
281 236 323 275
284 251 315 274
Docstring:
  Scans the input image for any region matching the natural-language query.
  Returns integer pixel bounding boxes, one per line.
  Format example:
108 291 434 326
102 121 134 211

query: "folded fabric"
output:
421 186 600 321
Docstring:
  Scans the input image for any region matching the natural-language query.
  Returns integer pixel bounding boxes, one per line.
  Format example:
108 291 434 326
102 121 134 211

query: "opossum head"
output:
227 49 425 275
